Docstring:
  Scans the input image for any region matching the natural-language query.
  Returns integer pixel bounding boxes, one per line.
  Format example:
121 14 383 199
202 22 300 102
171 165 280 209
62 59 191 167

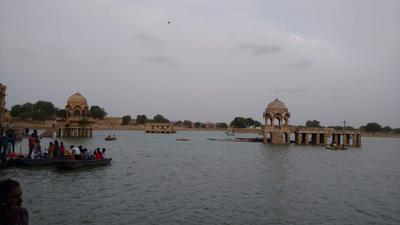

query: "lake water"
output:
1 130 399 225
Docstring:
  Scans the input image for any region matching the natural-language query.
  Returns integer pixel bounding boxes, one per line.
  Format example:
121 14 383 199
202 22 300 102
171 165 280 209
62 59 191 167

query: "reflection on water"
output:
1 131 399 225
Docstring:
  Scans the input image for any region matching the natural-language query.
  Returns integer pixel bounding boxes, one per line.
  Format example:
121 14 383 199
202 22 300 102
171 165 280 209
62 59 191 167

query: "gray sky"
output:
1 0 399 127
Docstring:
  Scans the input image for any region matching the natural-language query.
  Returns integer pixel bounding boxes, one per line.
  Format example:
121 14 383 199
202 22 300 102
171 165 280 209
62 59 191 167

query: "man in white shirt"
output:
71 145 81 160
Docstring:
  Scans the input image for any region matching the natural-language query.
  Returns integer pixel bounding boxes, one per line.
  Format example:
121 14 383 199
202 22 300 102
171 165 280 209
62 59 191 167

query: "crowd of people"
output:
27 129 107 160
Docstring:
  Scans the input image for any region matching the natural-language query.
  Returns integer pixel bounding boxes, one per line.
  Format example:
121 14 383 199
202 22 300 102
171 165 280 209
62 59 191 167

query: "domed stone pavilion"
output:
54 92 94 138
262 98 361 147
66 92 89 118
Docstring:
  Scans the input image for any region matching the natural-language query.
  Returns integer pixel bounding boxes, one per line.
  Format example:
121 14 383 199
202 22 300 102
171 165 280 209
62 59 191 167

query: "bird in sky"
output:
168 21 171 24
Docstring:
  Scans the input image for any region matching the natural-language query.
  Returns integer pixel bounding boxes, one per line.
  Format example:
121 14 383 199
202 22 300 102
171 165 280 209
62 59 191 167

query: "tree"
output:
216 123 228 129
90 106 107 119
183 120 192 128
194 122 201 128
245 117 255 127
305 120 321 128
364 122 382 132
136 115 148 124
382 126 392 132
55 109 67 119
31 101 56 121
10 103 33 120
121 115 132 125
253 121 262 128
230 117 247 128
153 114 169 123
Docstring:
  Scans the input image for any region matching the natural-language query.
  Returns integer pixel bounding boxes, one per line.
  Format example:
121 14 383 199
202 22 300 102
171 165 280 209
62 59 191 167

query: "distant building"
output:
145 123 176 133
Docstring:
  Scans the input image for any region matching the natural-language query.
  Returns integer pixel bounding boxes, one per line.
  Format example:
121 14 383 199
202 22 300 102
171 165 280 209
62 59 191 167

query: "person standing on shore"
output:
0 179 29 225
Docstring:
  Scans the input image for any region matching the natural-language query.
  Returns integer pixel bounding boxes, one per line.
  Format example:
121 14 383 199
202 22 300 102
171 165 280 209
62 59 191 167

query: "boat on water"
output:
234 137 263 142
225 131 235 136
11 158 71 167
326 145 348 150
176 138 190 141
207 138 236 142
105 135 116 141
56 158 112 170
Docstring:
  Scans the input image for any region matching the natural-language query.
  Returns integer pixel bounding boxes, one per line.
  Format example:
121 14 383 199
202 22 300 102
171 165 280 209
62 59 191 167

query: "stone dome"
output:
266 98 288 112
67 92 87 106
66 92 89 118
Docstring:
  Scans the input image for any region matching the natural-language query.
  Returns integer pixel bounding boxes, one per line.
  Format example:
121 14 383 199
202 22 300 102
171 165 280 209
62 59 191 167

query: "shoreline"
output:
7 121 400 138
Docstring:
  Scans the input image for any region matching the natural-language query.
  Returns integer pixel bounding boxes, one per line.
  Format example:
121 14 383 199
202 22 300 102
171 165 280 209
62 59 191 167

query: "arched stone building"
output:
55 92 93 138
262 98 361 147
263 98 292 144
264 98 291 126
65 92 89 119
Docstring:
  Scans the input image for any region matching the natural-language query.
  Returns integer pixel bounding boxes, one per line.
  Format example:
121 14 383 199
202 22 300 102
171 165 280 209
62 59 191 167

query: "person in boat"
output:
64 147 72 158
83 148 90 160
27 133 35 159
47 142 55 158
59 142 65 158
71 145 81 160
102 148 106 158
54 140 60 158
0 179 29 225
95 149 104 160
33 141 42 159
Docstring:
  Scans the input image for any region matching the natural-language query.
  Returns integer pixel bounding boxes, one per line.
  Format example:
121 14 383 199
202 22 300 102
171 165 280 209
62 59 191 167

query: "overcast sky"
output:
1 0 399 127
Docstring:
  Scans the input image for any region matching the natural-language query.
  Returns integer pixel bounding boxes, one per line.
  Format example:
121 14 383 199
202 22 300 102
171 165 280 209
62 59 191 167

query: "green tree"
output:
10 103 34 120
216 123 228 129
382 126 392 132
245 117 255 127
183 120 192 128
153 114 169 123
364 122 382 132
136 115 148 124
305 120 321 128
121 115 132 125
194 122 201 128
230 117 247 128
55 109 67 119
32 101 56 121
90 106 107 119
253 121 262 127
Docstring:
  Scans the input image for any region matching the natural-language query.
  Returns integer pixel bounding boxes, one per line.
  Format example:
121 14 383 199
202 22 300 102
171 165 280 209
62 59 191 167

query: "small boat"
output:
326 145 348 150
11 157 73 167
207 138 236 142
234 137 263 142
105 136 116 141
176 138 190 141
56 158 112 170
225 131 235 136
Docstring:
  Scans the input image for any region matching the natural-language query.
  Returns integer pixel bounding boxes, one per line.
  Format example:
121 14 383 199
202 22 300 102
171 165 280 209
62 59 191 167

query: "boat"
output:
10 157 73 167
326 145 348 150
176 138 190 141
225 131 235 136
56 158 112 170
234 137 263 142
207 138 236 142
105 135 116 141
